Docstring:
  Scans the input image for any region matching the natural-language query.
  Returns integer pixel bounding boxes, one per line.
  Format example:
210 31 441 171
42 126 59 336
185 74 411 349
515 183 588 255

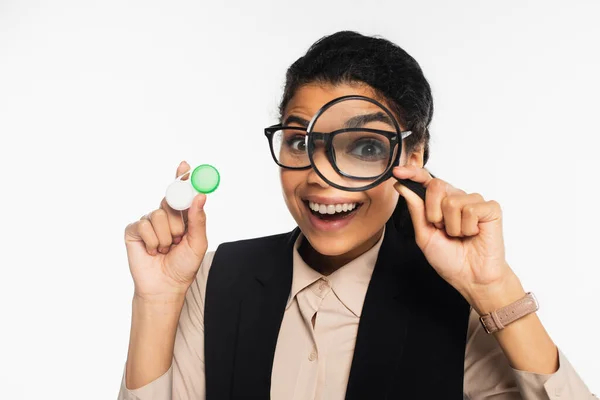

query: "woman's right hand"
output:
124 161 208 299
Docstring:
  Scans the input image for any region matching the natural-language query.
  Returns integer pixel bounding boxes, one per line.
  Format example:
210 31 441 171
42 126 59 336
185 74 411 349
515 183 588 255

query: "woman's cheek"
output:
280 170 305 218
365 182 399 220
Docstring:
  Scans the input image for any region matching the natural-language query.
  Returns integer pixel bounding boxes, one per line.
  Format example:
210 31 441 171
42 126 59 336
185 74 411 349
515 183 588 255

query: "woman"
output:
118 31 595 399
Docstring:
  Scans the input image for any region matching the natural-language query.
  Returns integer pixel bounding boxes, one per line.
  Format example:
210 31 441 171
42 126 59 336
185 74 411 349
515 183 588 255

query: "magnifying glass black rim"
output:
305 94 403 192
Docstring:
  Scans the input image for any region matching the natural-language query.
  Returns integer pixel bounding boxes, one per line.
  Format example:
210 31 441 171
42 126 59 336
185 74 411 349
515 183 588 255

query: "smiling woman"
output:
119 31 596 399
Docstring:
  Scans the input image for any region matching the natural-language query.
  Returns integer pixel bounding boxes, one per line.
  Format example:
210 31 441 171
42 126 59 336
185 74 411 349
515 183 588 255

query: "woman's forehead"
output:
282 83 387 121
282 83 400 129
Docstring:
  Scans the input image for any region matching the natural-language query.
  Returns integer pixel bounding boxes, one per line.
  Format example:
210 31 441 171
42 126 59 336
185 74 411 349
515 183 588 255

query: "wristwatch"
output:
479 292 539 334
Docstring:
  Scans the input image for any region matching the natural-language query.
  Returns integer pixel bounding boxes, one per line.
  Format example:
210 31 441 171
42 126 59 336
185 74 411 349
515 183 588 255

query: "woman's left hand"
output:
393 165 526 314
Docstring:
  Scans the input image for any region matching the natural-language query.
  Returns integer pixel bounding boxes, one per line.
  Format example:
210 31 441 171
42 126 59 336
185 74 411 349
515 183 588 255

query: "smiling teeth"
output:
309 201 358 214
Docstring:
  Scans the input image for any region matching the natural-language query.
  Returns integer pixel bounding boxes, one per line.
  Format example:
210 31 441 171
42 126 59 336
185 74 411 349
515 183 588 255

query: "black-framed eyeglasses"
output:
264 125 413 176
263 94 426 199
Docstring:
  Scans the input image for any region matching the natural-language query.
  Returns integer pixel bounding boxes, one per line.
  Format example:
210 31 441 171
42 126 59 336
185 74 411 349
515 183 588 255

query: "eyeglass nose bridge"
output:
306 131 331 145
306 131 336 156
306 130 338 167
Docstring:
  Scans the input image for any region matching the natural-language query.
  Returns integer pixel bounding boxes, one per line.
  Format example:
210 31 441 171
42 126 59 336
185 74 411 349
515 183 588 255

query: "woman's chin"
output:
302 234 357 257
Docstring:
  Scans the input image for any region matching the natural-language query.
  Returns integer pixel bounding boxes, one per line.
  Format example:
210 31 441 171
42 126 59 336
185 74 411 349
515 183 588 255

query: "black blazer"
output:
204 218 471 399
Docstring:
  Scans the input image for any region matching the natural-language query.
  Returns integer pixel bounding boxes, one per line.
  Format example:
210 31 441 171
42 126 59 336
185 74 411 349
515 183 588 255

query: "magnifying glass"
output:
305 95 427 200
165 164 220 211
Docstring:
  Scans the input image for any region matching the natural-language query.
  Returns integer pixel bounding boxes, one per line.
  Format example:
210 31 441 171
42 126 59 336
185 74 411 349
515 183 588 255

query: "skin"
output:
122 82 559 390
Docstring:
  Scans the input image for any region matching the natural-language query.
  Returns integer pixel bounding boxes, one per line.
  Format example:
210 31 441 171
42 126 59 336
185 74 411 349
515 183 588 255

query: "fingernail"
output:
150 249 158 256
173 236 182 244
159 248 169 254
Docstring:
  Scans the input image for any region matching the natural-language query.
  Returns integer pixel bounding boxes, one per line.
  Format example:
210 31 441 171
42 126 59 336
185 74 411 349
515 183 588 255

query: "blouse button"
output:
308 348 318 361
318 279 330 291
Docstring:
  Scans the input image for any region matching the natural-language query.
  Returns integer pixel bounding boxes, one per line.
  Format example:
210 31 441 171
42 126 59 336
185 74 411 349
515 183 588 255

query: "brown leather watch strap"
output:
479 292 539 334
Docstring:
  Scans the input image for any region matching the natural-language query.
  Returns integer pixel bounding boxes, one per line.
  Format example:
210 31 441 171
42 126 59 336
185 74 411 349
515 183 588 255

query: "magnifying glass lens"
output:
308 97 399 190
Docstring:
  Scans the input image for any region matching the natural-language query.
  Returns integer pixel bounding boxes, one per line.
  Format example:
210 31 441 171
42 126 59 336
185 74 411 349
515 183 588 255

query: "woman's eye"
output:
286 136 307 152
348 139 386 160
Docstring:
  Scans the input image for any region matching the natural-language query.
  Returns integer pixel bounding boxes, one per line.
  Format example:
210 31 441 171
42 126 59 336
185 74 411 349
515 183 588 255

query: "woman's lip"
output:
302 201 361 232
302 196 363 205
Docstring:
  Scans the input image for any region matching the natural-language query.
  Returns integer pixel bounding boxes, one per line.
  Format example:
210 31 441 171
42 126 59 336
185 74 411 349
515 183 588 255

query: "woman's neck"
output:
299 227 384 276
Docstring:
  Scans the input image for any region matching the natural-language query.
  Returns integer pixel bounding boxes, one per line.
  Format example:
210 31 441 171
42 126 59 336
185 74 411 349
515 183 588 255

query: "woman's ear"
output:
406 146 425 168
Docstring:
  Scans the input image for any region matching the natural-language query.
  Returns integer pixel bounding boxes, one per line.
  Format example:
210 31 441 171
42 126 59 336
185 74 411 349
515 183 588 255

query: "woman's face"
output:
280 83 424 258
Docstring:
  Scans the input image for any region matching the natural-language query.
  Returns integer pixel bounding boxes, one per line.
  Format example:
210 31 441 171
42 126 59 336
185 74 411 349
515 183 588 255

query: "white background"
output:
1 0 599 398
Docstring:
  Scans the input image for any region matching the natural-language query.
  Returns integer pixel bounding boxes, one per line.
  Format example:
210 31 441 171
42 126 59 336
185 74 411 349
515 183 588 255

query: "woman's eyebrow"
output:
344 112 394 129
283 112 394 129
283 115 310 127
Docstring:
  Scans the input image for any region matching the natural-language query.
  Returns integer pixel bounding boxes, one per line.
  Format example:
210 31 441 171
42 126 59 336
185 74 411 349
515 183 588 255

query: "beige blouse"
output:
118 229 596 399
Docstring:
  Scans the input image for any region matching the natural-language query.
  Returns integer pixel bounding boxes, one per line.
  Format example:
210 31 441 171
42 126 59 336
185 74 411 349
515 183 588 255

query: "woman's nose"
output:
306 166 330 188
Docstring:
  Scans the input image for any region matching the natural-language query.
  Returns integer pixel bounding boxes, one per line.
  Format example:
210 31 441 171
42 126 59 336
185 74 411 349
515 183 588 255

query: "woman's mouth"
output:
305 200 362 219
302 199 363 231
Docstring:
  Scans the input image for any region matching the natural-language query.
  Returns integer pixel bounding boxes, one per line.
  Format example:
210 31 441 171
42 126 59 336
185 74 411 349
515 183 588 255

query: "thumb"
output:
394 182 434 244
186 193 208 252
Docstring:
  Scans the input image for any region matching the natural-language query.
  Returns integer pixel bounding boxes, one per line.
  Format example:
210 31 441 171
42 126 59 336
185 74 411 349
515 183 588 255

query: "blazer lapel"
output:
345 220 421 400
230 228 300 399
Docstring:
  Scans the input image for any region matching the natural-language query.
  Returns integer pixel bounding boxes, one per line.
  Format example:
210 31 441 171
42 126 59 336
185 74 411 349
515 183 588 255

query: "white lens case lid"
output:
165 177 196 211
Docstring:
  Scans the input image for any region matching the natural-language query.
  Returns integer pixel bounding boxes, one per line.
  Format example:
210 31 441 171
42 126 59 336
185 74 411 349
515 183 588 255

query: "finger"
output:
393 165 435 187
175 161 192 226
394 166 463 229
393 166 437 226
176 160 191 180
462 203 480 236
441 193 483 237
160 197 185 244
463 199 502 228
184 193 208 257
148 209 173 253
461 201 501 237
394 181 436 248
129 219 160 256
424 179 449 227
429 181 465 230
391 166 433 232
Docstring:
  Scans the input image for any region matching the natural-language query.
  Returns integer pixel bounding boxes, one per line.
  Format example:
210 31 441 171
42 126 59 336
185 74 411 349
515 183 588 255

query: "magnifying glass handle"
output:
396 178 427 201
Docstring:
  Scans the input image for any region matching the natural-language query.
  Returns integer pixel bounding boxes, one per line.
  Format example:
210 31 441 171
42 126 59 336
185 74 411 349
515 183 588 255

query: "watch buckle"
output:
479 316 493 334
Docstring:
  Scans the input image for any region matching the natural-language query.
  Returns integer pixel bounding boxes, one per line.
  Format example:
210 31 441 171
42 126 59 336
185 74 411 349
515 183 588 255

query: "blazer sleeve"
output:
464 308 597 399
117 251 215 400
